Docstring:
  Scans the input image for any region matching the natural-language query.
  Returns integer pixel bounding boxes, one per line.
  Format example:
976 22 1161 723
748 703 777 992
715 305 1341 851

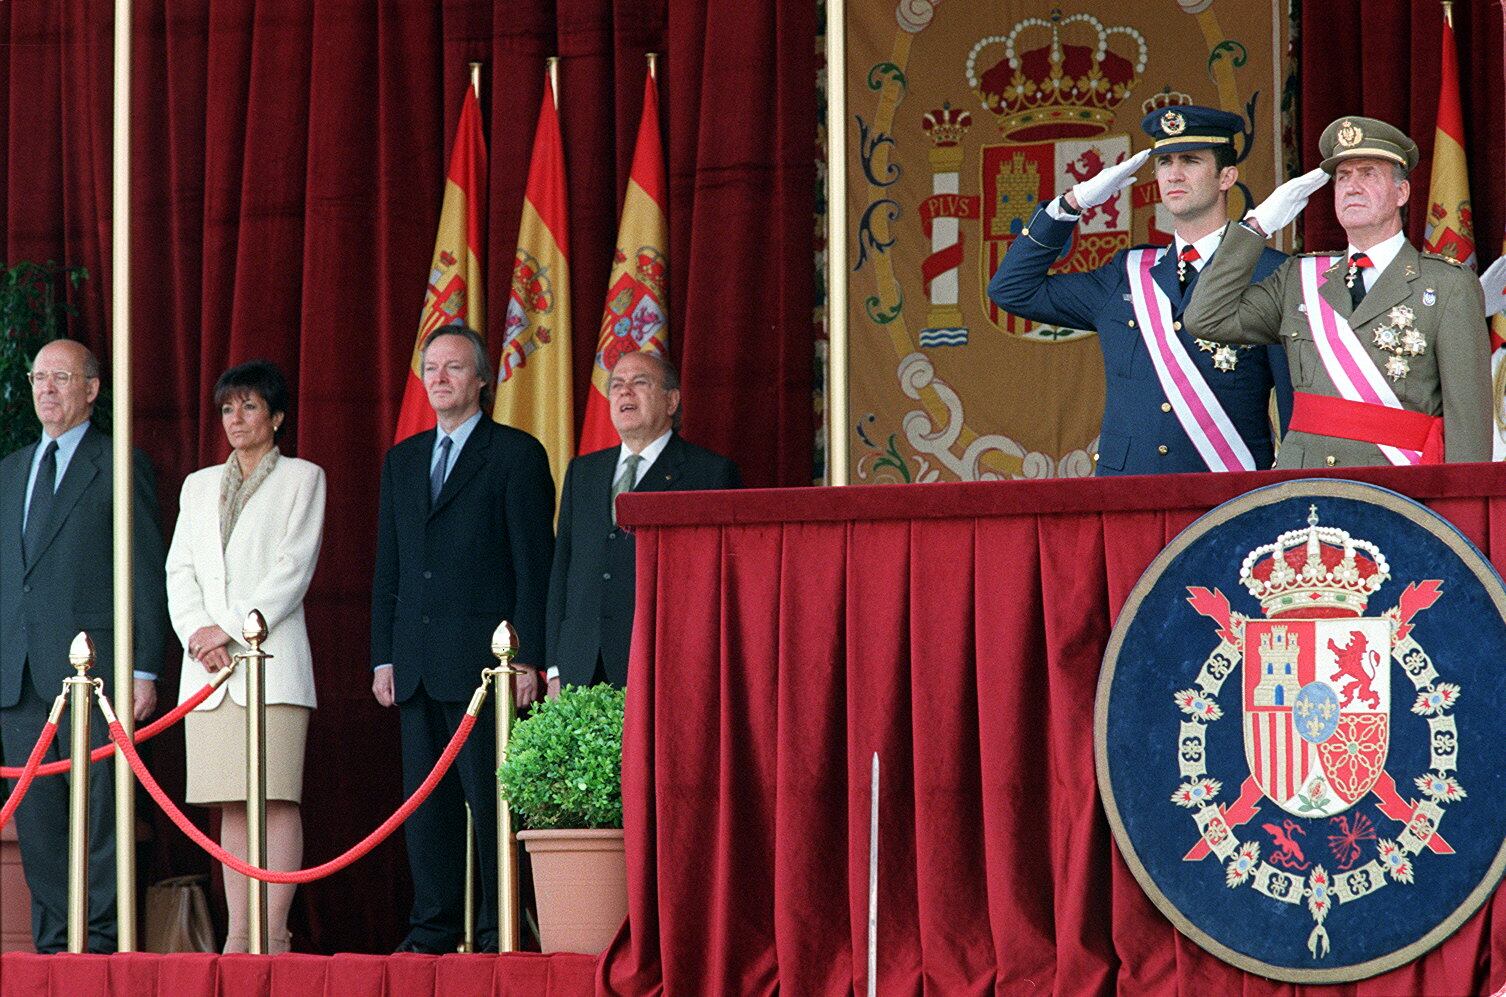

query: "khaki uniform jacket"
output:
1184 222 1491 468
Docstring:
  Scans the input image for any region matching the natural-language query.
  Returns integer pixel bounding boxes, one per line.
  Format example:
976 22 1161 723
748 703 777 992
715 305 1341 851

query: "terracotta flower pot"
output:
518 827 626 954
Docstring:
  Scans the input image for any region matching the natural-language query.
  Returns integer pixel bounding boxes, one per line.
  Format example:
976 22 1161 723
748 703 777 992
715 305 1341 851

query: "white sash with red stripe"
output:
1297 256 1420 466
1125 249 1256 472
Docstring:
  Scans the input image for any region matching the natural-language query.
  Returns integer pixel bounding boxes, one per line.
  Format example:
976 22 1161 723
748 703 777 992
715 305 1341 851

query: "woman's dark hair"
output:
214 359 290 437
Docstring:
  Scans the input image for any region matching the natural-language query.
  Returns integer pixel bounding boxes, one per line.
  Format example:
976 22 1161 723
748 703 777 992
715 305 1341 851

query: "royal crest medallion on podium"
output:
1097 479 1506 983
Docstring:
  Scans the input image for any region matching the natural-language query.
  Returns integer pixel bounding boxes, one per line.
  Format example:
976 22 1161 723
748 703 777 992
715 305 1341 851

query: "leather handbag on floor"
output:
144 874 215 952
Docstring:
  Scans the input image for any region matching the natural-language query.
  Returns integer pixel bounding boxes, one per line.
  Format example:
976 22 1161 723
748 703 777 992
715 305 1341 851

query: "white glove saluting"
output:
1245 167 1330 237
1480 255 1506 319
1067 148 1149 212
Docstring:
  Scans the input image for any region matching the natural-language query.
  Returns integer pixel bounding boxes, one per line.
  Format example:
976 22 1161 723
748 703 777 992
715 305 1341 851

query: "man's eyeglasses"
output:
27 370 88 386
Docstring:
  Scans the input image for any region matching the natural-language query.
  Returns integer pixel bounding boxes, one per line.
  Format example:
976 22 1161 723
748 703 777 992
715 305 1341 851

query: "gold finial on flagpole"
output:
469 61 483 99
546 56 560 108
647 52 658 81
1442 0 1454 28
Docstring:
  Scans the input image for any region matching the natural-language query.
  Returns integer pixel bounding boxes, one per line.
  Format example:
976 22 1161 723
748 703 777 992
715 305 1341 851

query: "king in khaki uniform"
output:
1184 115 1491 468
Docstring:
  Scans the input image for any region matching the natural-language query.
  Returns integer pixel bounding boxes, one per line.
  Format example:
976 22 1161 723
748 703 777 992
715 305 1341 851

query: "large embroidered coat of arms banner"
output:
1096 480 1506 983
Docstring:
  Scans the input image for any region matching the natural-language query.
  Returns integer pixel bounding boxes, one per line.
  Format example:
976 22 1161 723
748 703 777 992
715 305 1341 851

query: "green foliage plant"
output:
497 683 625 830
0 262 89 457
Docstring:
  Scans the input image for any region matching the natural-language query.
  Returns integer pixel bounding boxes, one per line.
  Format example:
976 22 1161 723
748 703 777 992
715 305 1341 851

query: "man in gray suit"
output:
0 339 167 953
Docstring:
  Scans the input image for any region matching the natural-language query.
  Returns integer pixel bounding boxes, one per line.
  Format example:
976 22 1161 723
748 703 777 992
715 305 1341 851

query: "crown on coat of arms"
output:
1140 88 1191 117
922 103 973 147
1238 505 1390 619
965 10 1147 142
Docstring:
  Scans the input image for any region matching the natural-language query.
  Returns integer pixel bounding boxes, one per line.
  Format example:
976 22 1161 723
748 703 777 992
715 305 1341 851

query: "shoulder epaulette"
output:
1420 250 1468 268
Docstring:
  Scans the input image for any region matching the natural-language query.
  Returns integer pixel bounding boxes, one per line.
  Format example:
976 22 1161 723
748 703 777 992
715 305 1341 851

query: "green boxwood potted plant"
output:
498 683 627 954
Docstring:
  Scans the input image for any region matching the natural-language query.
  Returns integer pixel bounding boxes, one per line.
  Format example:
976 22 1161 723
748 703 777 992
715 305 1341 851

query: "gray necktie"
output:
611 454 642 526
431 435 453 505
23 441 58 563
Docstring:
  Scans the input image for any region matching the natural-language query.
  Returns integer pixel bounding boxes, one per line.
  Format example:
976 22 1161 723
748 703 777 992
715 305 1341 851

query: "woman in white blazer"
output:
166 360 325 955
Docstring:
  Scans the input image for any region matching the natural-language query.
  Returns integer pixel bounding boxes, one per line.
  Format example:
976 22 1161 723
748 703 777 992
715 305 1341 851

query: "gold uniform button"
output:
1127 320 1136 328
1091 452 1100 462
1172 321 1183 331
1158 445 1169 455
1160 402 1172 413
1021 227 1030 237
1325 455 1337 466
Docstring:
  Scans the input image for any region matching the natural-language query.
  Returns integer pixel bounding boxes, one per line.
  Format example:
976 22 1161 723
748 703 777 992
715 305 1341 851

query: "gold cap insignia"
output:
1336 120 1364 149
1161 110 1187 135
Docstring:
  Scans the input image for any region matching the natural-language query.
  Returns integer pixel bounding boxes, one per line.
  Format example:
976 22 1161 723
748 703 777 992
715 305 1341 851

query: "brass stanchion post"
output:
236 610 272 954
489 621 521 952
64 632 96 953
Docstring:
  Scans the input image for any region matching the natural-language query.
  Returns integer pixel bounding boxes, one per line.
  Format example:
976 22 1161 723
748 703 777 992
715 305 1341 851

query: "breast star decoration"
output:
1371 306 1425 381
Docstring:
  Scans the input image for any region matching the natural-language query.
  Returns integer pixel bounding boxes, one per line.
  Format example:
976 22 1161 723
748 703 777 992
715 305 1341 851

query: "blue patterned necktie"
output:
431 435 453 505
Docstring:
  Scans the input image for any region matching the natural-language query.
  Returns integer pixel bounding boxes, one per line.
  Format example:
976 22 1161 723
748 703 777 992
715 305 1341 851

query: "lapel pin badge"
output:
1423 288 1437 307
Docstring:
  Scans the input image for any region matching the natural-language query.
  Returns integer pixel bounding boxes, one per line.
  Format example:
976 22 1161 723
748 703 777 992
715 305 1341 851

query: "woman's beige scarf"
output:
219 447 280 549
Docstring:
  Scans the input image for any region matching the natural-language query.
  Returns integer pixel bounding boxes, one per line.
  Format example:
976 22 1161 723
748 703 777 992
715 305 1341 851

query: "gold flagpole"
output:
112 0 139 953
826 0 850 485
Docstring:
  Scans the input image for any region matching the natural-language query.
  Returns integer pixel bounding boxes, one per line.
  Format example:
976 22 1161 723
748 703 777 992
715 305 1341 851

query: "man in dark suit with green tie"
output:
545 350 740 693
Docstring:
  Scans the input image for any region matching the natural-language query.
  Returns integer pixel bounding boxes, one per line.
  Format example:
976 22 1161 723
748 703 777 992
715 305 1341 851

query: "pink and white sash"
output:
1297 256 1420 466
1125 249 1256 471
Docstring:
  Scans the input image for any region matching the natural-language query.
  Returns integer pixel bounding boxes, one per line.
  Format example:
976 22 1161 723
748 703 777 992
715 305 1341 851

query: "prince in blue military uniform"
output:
989 105 1291 475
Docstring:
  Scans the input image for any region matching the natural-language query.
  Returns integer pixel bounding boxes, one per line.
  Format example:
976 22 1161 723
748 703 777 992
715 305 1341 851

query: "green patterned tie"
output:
611 454 642 526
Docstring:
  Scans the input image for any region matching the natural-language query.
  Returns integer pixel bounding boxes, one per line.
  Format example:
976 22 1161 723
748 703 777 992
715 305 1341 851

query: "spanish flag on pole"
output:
494 69 573 504
1422 5 1475 270
578 64 668 453
394 86 487 443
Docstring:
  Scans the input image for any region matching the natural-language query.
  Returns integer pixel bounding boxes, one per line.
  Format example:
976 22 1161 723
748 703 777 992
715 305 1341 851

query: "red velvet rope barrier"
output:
108 709 480 884
0 711 62 831
0 680 220 779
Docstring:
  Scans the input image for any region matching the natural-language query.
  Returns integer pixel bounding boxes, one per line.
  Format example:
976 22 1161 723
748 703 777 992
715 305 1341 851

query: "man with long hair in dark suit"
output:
370 324 555 953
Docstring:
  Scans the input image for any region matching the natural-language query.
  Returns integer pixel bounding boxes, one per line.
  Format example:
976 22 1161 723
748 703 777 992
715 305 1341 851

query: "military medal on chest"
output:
1369 305 1426 381
1195 338 1241 372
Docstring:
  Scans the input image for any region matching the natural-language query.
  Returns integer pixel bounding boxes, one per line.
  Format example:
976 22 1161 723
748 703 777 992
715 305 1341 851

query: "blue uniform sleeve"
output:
987 201 1120 332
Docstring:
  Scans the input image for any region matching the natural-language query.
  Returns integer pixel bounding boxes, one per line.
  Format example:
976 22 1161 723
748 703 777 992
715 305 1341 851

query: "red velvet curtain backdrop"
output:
0 0 813 954
1298 0 1505 259
606 465 1506 996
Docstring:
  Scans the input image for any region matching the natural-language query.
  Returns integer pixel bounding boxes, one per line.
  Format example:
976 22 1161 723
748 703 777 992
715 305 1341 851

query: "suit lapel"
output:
430 418 490 518
1148 247 1184 311
1349 242 1418 330
1318 257 1352 319
4 441 35 568
635 434 686 493
25 425 101 573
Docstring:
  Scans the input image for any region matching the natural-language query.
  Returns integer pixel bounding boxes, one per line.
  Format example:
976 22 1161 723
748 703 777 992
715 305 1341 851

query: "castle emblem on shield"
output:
1097 481 1506 983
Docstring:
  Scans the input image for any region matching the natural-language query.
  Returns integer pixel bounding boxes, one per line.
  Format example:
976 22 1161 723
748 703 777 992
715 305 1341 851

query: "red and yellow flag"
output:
578 68 668 454
1422 9 1475 270
394 87 488 443
494 74 573 504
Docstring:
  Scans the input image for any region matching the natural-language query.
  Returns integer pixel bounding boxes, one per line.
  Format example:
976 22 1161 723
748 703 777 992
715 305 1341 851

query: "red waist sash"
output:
1289 391 1444 464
